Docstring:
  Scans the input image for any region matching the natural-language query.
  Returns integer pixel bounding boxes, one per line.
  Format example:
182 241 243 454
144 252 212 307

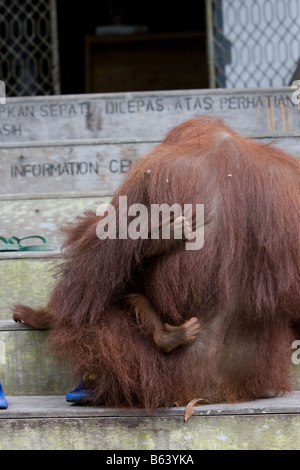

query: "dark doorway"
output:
56 0 208 94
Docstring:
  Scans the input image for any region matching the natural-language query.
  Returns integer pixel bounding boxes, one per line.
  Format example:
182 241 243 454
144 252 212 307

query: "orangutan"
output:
13 116 300 410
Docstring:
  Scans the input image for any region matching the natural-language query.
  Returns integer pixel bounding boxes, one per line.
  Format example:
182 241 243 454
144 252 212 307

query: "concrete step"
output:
0 393 299 450
0 321 73 395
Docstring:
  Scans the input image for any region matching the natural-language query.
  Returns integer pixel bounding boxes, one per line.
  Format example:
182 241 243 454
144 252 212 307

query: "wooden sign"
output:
0 87 299 196
2 141 152 196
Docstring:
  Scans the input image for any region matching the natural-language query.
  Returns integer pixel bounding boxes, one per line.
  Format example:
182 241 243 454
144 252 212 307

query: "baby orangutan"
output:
13 295 201 353
13 214 201 353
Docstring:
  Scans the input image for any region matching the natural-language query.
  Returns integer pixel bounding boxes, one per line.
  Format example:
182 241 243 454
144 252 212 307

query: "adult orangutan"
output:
13 116 300 410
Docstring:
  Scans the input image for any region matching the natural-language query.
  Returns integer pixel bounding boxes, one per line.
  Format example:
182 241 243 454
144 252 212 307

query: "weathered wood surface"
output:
1 413 300 449
0 394 300 450
0 257 57 319
0 321 299 395
0 323 73 395
0 392 299 418
0 195 110 253
0 196 105 316
1 88 299 142
0 87 299 197
1 137 300 197
3 141 153 196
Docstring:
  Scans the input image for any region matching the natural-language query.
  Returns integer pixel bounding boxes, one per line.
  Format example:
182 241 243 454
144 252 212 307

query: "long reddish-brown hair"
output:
18 116 300 409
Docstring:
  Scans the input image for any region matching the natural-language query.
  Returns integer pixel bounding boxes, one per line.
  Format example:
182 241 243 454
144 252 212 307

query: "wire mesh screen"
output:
0 0 60 96
207 0 300 88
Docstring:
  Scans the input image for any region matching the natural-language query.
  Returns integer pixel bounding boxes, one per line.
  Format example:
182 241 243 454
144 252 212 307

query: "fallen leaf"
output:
184 397 206 421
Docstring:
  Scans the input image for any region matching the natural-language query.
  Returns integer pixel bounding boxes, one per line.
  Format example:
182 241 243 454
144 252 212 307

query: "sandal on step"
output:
8 235 53 252
66 381 94 404
0 236 19 251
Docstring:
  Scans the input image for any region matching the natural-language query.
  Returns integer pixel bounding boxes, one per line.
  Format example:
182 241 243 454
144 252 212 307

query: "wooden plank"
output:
0 88 299 143
0 137 298 197
0 321 299 395
0 196 107 317
0 88 299 196
0 392 299 419
0 328 72 395
293 364 300 390
1 141 152 196
0 196 110 250
1 413 300 450
262 135 300 156
0 258 56 319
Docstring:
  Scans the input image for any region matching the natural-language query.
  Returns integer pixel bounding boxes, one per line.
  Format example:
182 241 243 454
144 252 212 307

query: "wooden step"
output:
0 194 110 320
0 321 73 395
1 321 299 397
0 194 110 253
0 393 299 450
0 253 56 320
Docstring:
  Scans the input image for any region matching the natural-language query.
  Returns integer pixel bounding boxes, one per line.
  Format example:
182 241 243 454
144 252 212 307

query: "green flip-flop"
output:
0 236 20 251
8 235 53 252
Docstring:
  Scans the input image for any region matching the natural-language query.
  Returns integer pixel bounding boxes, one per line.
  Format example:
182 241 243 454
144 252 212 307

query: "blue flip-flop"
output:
66 381 93 403
0 381 8 409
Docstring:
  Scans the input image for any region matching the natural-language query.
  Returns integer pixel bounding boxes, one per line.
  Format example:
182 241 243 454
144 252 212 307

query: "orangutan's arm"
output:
13 305 53 329
126 293 200 352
